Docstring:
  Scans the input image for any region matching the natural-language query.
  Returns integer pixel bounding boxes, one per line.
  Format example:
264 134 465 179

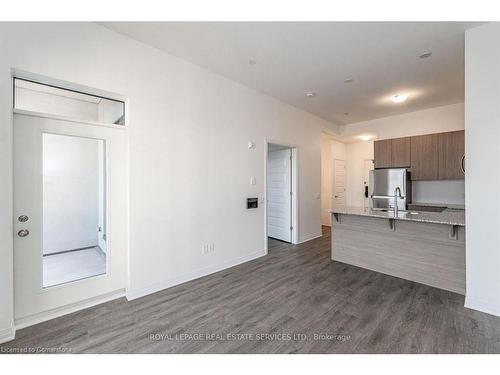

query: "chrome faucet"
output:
393 187 402 216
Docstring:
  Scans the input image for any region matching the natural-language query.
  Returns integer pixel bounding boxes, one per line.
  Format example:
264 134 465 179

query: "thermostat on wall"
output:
247 198 258 209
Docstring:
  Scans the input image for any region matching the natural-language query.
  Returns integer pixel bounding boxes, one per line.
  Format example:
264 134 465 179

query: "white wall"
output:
0 22 340 339
321 137 346 226
464 22 500 316
320 138 333 226
340 104 466 207
42 134 101 254
345 141 374 207
340 103 464 140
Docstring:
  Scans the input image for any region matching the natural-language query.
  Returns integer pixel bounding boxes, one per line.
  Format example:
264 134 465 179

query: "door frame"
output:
264 139 299 252
9 69 129 332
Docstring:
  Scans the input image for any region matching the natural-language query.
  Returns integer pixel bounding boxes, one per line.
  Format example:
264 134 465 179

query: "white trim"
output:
15 289 125 330
0 324 16 345
126 250 266 301
298 231 323 244
465 295 500 317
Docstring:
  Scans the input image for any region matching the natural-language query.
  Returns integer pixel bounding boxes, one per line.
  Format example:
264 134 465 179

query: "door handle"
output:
18 229 29 237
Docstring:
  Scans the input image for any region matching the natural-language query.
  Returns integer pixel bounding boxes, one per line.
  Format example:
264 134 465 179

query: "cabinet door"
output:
438 130 465 180
391 137 411 167
374 139 392 168
411 134 439 180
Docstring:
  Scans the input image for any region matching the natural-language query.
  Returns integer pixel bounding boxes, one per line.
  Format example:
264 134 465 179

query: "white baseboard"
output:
298 231 323 244
0 324 15 345
15 289 125 330
465 295 500 317
126 250 266 301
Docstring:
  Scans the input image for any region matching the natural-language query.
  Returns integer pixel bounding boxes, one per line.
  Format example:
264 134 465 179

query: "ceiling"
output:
100 22 480 126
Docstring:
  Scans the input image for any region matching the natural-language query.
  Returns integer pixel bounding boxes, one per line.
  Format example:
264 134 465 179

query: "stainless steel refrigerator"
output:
369 168 411 211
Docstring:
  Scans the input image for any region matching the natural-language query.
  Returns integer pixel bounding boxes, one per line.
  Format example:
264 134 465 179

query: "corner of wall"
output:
465 295 500 317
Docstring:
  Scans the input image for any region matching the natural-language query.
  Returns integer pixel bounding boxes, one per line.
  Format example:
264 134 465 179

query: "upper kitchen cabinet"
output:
374 139 392 168
374 137 410 169
391 137 411 167
438 130 465 180
411 134 439 180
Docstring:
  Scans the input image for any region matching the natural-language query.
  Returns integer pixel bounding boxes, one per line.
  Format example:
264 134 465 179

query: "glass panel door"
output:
42 133 107 287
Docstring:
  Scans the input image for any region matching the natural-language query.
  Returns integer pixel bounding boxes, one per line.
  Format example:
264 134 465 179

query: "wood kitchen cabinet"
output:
374 139 392 168
410 134 439 180
438 130 465 180
374 131 465 180
391 137 411 167
374 137 410 169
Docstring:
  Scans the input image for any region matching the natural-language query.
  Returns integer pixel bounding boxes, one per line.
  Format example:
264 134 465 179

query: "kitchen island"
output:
330 206 465 294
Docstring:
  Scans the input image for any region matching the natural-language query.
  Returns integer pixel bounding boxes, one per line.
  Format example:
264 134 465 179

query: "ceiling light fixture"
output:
419 52 432 59
344 78 353 83
358 134 375 142
391 93 409 103
304 91 316 98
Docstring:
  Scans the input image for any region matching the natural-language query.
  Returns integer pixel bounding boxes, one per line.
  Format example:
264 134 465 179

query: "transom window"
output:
14 78 125 126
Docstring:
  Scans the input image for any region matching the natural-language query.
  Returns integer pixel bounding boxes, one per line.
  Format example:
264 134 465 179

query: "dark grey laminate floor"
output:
3 226 500 354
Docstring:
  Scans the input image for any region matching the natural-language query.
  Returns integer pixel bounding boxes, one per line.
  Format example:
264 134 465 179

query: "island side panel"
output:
331 213 465 295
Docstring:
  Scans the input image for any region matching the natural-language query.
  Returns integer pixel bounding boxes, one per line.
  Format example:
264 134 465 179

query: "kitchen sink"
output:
408 204 446 212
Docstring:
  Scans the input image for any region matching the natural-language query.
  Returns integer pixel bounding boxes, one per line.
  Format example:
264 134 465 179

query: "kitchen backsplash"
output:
412 180 465 205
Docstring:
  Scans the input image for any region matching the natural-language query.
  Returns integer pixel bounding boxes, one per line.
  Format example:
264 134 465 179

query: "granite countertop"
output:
330 206 465 226
409 202 466 210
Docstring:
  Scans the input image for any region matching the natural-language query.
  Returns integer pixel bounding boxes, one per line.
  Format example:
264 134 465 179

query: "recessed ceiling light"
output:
344 78 353 83
419 52 432 59
358 134 375 141
391 93 409 103
249 59 257 65
304 91 316 98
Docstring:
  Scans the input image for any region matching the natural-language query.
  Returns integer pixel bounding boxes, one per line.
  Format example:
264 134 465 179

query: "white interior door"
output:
363 159 374 208
333 159 346 207
267 148 292 242
13 113 127 324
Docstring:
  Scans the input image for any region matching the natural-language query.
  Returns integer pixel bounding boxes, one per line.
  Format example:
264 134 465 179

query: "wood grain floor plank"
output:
3 227 500 353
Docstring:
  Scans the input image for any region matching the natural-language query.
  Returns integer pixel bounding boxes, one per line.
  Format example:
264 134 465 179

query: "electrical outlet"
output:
202 244 215 254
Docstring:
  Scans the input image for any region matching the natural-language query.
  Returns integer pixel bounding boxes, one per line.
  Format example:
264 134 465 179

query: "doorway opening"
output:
266 142 298 251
